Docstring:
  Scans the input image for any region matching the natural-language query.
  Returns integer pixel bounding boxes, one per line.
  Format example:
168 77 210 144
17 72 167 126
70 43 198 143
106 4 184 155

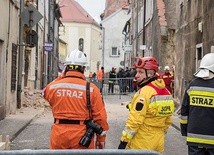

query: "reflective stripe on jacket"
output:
121 79 174 143
108 71 116 83
44 71 108 129
180 78 214 147
43 71 109 144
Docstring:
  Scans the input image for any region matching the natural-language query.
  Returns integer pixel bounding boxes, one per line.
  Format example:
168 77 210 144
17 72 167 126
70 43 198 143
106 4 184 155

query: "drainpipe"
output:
41 0 46 88
35 0 39 89
135 0 139 56
53 1 57 79
142 0 146 57
17 0 24 109
47 0 52 83
6 1 11 63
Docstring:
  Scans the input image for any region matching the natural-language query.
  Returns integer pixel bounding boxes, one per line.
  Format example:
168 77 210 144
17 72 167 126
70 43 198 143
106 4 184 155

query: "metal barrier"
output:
88 77 136 96
0 149 160 155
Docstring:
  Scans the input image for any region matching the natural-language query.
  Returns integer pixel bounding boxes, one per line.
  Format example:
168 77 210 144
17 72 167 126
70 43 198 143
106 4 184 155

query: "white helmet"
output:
194 53 214 78
64 49 87 66
164 66 170 71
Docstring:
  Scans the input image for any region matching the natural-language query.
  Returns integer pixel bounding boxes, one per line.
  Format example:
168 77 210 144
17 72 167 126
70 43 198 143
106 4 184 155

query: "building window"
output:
146 0 153 22
138 7 144 33
11 43 18 91
196 43 203 71
111 47 120 56
79 38 84 52
197 47 202 60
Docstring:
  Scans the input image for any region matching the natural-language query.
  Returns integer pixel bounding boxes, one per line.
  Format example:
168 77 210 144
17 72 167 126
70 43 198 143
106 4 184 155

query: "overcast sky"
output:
75 0 106 23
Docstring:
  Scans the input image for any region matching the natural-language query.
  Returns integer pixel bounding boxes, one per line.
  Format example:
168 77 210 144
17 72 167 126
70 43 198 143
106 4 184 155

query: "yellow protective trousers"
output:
127 124 165 153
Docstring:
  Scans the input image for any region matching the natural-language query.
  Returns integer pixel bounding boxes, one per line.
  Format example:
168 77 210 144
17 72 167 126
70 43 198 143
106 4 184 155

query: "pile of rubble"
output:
21 88 50 110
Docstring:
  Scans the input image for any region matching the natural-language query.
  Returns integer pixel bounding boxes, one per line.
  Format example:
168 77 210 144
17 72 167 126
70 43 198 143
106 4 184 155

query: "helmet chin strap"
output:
137 70 156 88
66 65 85 74
137 76 156 88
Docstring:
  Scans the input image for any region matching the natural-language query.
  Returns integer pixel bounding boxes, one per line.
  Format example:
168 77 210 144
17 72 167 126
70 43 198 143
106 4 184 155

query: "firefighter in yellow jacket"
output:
118 56 174 153
180 53 214 155
43 49 109 149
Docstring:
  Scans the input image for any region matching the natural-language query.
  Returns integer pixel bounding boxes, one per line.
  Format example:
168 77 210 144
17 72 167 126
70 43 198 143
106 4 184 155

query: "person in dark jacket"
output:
108 67 117 94
130 68 137 92
117 67 125 93
180 53 214 155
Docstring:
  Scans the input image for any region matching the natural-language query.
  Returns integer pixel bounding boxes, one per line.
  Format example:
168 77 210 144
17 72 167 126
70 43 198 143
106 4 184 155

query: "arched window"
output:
79 38 84 52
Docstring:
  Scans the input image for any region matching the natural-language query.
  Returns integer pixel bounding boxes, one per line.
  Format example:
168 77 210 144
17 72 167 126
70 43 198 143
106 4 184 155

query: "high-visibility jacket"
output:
43 71 109 149
180 77 214 148
121 79 174 153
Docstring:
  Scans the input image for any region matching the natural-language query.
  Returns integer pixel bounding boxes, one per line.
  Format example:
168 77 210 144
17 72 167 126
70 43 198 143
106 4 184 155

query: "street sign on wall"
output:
20 4 43 27
44 42 53 52
124 45 132 53
140 45 146 50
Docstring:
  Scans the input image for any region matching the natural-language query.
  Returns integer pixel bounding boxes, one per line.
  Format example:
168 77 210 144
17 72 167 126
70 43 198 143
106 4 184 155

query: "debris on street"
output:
21 88 50 110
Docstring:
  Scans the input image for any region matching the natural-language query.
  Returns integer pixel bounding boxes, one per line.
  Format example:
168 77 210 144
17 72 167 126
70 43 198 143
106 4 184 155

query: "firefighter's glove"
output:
96 134 106 149
126 103 132 111
96 141 105 149
118 141 128 149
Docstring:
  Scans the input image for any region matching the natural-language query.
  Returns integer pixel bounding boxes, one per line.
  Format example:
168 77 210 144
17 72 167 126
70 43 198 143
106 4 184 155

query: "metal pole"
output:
17 0 24 109
0 149 160 155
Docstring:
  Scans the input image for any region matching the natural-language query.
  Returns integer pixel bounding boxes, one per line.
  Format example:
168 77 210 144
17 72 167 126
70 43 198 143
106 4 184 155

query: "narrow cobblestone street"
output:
7 94 187 154
1 0 214 154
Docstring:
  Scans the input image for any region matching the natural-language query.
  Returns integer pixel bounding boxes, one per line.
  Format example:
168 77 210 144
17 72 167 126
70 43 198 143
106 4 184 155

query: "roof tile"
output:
60 0 99 26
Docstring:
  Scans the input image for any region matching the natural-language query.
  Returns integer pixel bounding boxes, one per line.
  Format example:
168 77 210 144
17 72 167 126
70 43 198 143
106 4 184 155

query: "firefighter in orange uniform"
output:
43 49 109 149
118 57 174 154
97 66 104 93
160 66 173 93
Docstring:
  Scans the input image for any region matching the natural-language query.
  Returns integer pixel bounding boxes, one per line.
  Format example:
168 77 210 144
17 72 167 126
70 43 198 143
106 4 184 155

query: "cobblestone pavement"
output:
1 94 187 154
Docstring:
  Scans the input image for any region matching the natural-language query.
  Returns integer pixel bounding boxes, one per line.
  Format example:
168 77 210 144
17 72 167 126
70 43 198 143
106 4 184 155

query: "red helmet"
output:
133 57 159 72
